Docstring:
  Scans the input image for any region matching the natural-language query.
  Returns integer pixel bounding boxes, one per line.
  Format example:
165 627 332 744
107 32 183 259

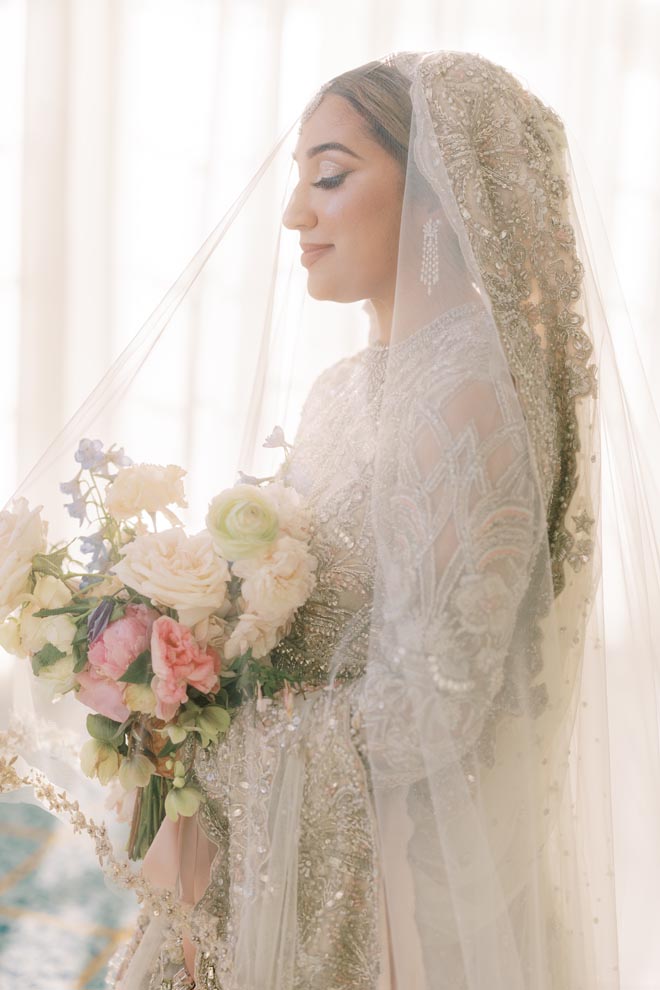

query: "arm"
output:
359 326 546 789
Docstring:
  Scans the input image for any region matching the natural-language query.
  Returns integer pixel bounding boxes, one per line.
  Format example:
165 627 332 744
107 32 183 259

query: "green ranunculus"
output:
206 485 279 561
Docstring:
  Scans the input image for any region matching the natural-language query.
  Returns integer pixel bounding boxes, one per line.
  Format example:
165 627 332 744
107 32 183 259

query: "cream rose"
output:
231 535 317 623
0 498 47 621
206 484 279 561
112 528 230 627
20 575 76 656
263 481 313 541
224 612 283 661
105 463 187 522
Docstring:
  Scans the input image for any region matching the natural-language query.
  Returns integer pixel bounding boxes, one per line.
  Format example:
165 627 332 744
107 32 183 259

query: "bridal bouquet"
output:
0 431 316 858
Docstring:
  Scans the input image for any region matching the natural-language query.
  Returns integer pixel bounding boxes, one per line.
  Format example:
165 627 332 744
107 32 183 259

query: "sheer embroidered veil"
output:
2 50 660 989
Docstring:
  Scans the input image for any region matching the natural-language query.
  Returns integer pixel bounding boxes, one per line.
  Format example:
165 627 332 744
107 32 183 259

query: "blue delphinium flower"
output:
107 446 133 468
74 439 106 471
80 533 111 572
65 496 88 525
60 478 82 498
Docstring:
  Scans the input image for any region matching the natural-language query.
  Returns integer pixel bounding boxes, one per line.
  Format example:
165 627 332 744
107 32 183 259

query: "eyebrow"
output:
292 141 363 162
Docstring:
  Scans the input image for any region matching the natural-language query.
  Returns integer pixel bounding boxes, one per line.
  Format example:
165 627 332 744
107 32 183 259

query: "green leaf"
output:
73 621 89 645
31 643 67 675
86 713 124 744
32 549 69 578
117 650 152 685
156 737 183 759
33 604 87 618
72 641 88 674
110 602 127 623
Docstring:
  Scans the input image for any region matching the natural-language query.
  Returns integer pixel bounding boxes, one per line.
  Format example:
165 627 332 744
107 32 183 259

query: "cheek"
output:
339 182 401 279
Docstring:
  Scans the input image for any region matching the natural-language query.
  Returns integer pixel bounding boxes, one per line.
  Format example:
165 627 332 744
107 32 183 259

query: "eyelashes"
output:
312 172 349 190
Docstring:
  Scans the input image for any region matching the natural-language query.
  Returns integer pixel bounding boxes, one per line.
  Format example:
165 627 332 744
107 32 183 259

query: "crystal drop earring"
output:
420 217 440 295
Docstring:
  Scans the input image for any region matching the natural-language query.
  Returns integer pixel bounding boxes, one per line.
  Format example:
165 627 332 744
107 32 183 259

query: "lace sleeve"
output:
360 320 547 789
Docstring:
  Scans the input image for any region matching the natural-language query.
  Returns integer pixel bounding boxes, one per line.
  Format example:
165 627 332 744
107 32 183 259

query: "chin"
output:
306 273 363 304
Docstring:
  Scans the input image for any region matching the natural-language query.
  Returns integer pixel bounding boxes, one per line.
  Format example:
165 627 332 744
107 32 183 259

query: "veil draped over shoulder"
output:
1 50 660 990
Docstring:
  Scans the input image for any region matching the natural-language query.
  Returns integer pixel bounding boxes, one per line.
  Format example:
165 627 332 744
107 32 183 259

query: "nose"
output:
282 181 316 230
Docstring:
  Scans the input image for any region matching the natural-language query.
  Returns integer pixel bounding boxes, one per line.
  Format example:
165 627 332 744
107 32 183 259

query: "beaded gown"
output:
188 314 404 990
180 299 554 990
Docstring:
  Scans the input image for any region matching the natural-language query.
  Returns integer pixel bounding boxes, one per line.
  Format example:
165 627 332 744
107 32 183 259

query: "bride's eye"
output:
312 172 349 189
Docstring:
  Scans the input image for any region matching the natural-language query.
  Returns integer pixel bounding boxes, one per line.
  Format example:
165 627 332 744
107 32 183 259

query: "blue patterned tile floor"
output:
0 802 138 989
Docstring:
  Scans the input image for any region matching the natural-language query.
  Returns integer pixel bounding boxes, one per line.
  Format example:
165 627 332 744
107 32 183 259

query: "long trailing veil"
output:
1 49 659 989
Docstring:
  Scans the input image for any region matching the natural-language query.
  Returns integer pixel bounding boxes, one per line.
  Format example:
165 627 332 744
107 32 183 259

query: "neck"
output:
369 297 393 345
369 280 483 346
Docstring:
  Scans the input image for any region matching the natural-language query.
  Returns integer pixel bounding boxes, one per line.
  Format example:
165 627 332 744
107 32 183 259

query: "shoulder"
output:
301 349 369 406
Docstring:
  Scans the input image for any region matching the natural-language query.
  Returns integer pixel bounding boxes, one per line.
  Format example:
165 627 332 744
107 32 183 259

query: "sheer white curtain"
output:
1 0 658 503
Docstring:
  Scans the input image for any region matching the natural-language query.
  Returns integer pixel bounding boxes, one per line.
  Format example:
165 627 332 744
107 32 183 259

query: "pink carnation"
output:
76 604 159 722
150 615 221 722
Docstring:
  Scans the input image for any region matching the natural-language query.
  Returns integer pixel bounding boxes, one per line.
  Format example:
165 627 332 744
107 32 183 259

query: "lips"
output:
300 244 333 269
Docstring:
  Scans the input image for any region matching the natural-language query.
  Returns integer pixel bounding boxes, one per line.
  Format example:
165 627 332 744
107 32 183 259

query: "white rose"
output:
37 655 77 697
206 484 279 561
112 528 230 627
263 481 313 541
224 612 284 661
0 498 47 621
105 463 187 522
232 535 317 623
20 576 76 655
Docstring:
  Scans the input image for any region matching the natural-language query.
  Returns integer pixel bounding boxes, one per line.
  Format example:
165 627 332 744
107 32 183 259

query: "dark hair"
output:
314 61 414 170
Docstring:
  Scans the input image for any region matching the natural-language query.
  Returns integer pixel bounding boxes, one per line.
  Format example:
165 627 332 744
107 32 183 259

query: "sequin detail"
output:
414 51 597 597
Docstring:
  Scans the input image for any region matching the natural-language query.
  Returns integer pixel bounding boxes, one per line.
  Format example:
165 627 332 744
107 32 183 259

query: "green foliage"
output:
86 713 124 745
31 643 66 675
117 650 153 685
31 548 69 578
128 773 169 861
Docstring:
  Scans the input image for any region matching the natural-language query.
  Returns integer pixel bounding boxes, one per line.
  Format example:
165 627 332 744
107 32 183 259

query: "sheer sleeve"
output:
359 317 547 789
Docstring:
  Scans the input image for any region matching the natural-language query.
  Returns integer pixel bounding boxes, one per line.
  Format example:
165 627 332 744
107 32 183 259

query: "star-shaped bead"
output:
572 509 595 535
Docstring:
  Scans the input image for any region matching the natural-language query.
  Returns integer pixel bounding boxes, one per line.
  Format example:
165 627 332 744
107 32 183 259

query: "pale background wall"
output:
0 0 658 505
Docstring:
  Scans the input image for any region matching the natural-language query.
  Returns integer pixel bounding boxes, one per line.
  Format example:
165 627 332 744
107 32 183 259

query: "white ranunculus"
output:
112 528 230 627
105 463 187 522
262 481 313 541
20 575 76 656
0 498 47 622
231 535 317 624
224 612 283 661
206 484 279 561
37 655 77 697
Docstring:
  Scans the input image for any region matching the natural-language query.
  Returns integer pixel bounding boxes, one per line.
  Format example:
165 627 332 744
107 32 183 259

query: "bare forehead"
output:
292 94 368 163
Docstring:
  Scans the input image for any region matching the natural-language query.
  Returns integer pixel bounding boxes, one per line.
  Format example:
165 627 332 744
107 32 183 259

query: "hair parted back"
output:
303 60 414 169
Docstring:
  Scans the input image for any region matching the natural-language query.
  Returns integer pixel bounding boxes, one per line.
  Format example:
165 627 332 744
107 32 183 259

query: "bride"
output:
111 50 618 989
3 50 660 990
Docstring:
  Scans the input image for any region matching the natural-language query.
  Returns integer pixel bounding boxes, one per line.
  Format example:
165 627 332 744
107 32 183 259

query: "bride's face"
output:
283 94 405 303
